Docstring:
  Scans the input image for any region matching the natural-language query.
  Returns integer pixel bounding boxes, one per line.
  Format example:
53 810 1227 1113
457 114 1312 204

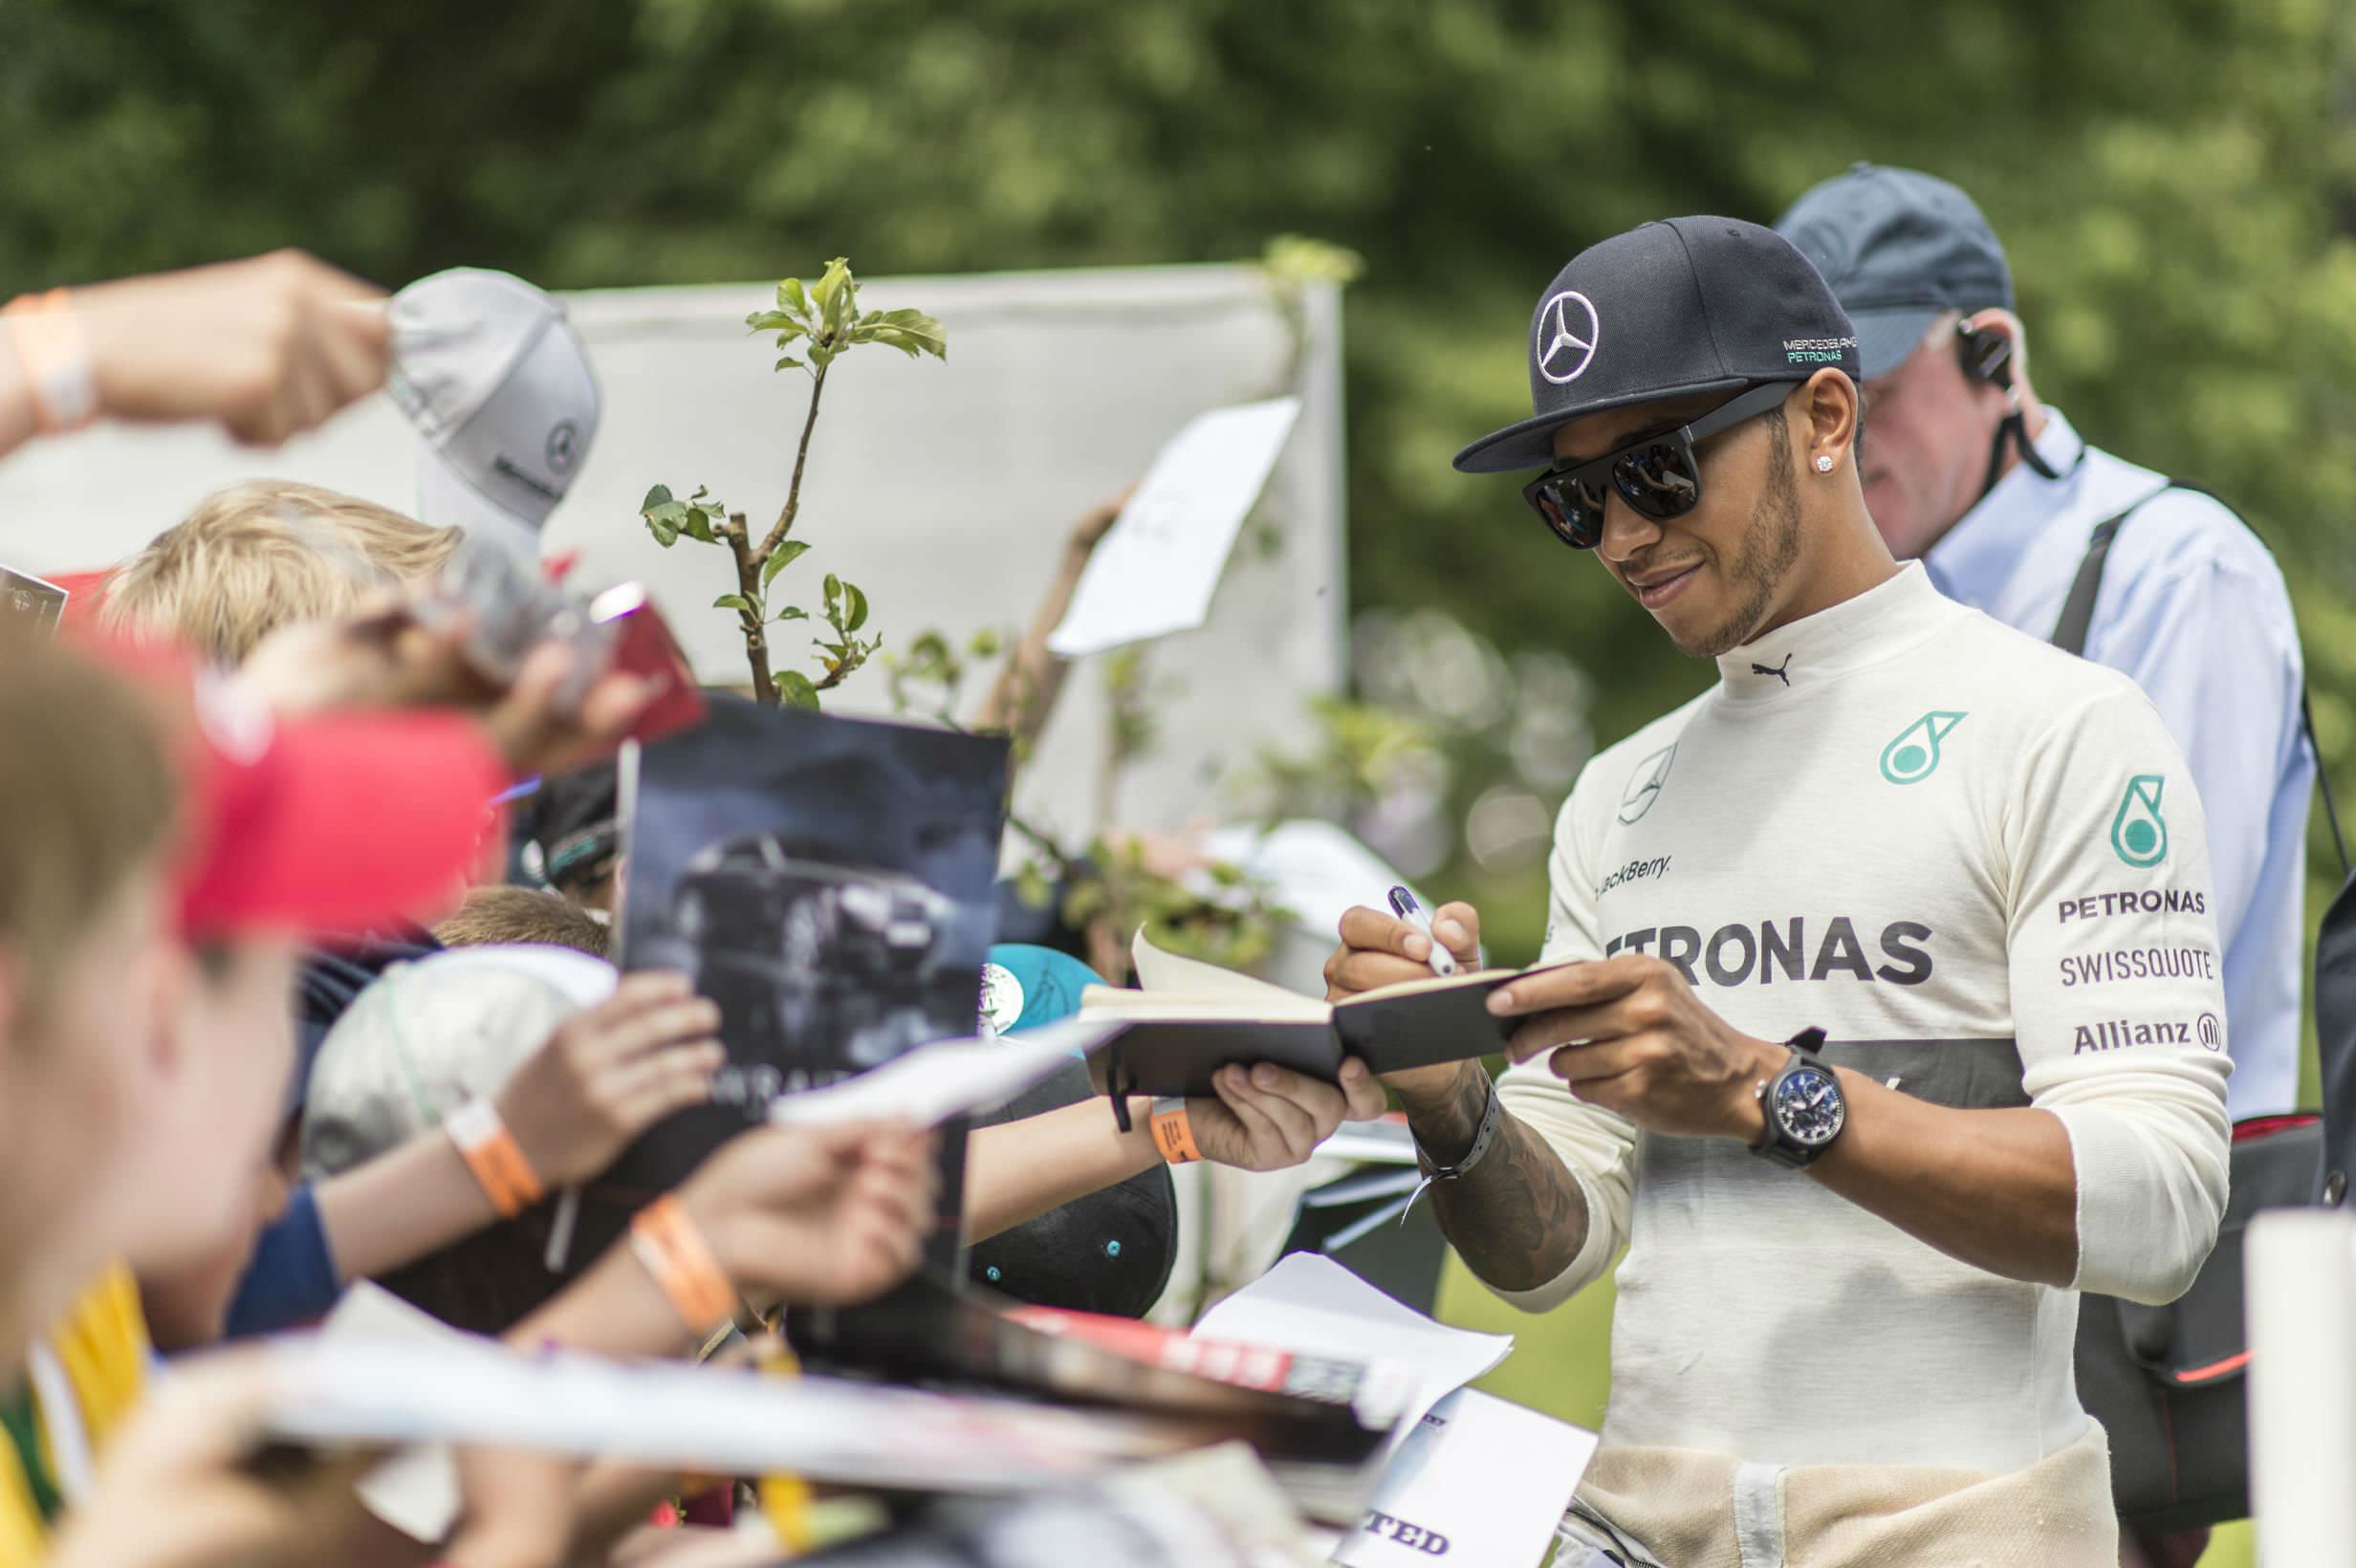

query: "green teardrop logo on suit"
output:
2111 775 2169 867
1879 711 1966 785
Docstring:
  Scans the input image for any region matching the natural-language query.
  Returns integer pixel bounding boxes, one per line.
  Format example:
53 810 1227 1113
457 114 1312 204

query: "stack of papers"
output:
1337 1388 1599 1568
1191 1253 1511 1456
1189 1254 1602 1567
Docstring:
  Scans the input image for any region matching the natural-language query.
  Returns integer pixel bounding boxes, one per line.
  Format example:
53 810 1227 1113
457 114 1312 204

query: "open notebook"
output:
1080 931 1574 1098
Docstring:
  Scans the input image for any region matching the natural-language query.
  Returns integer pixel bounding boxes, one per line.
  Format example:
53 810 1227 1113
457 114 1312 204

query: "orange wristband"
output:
1 290 96 433
1149 1096 1200 1164
444 1099 545 1218
631 1195 740 1337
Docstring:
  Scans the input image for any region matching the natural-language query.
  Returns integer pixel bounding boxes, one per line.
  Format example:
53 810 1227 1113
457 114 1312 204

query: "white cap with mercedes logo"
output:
387 267 600 556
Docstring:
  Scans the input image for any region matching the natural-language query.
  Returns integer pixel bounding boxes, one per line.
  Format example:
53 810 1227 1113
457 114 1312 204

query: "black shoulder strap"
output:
2049 480 2346 875
2048 502 2138 659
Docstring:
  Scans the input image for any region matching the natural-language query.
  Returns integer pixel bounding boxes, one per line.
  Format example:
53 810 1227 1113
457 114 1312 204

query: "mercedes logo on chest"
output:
1536 291 1601 385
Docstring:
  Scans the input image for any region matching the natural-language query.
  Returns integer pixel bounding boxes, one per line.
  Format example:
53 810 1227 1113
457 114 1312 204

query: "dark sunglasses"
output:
1520 381 1795 550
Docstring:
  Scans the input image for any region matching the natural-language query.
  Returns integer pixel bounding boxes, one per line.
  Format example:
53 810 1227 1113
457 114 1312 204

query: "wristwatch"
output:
1748 1028 1844 1169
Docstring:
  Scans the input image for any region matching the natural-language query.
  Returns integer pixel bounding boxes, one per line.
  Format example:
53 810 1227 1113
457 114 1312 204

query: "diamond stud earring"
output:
1814 455 1834 473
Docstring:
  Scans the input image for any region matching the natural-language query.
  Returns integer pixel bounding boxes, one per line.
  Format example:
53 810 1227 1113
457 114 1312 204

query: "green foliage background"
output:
11 0 2353 968
8 8 2345 1549
4 17 2348 941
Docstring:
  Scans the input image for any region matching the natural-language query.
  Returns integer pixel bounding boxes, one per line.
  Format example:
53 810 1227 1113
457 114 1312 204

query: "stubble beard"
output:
1681 414 1803 660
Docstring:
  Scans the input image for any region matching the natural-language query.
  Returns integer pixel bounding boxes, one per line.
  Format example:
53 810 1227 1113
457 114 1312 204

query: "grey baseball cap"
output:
388 269 600 557
1454 216 1861 474
1774 163 2015 381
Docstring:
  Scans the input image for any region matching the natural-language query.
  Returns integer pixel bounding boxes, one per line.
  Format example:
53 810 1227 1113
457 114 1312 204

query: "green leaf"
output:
644 513 680 547
776 276 809 317
680 504 720 543
760 538 812 591
774 670 820 710
807 258 850 327
822 573 840 610
774 356 803 373
824 261 858 334
641 483 674 510
854 307 948 359
841 579 868 632
773 604 809 622
745 308 808 341
713 593 757 616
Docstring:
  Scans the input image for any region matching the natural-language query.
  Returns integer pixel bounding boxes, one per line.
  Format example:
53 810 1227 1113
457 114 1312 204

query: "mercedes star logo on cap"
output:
1537 290 1601 385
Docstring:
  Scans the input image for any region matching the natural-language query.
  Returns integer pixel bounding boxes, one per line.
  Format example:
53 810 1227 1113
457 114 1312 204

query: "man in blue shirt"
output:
1777 164 2314 1126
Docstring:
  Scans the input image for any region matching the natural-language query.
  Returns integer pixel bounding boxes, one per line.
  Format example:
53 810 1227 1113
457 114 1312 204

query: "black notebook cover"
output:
1085 970 1526 1099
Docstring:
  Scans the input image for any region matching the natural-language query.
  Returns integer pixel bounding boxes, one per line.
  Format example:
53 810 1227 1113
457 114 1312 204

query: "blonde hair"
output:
0 626 180 1034
101 481 461 664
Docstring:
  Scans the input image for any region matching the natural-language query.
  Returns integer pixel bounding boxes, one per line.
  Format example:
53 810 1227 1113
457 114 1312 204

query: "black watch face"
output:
1772 1064 1844 1147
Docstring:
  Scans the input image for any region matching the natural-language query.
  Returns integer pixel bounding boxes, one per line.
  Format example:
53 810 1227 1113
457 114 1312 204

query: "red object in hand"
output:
601 596 706 748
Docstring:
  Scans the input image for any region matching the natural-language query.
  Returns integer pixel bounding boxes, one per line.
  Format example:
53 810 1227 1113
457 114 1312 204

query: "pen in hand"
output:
1386 885 1459 977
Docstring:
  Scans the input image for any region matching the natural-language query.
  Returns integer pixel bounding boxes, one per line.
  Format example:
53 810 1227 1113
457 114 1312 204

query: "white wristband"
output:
1 291 98 434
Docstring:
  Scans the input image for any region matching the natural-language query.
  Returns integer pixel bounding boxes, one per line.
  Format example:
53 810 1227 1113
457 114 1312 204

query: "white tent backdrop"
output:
0 264 1348 845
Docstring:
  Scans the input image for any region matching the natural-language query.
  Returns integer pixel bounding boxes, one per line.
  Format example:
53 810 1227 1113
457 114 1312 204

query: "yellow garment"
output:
0 1267 153 1567
0 1465 43 1568
757 1340 813 1553
42 1266 150 1461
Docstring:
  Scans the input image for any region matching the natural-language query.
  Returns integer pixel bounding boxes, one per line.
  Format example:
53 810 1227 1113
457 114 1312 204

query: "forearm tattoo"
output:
1414 1067 1592 1294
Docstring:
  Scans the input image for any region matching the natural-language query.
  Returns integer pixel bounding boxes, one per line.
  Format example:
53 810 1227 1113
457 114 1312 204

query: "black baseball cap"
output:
1453 216 1861 474
1774 163 2014 381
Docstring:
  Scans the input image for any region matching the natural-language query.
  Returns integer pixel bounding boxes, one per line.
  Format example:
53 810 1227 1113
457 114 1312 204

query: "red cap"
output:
179 681 510 937
90 638 511 938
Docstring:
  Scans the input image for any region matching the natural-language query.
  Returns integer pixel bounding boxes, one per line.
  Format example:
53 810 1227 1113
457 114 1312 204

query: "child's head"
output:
100 479 461 664
104 657 509 1293
303 947 628 1334
0 628 185 1340
432 885 609 959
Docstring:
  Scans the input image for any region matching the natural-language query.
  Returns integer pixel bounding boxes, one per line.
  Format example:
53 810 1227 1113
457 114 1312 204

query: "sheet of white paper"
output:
1047 397 1301 658
1314 1119 1419 1168
318 1282 471 1544
766 1016 1121 1128
1335 1388 1597 1568
1129 926 1318 1006
257 1333 1179 1490
1191 1253 1512 1460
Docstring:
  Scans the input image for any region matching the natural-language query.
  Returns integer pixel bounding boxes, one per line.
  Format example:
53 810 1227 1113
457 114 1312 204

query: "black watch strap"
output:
1750 1027 1835 1170
1412 1072 1500 1183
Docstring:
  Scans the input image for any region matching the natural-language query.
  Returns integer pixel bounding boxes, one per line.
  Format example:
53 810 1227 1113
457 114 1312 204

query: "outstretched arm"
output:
1 250 389 461
963 1059 1386 1242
